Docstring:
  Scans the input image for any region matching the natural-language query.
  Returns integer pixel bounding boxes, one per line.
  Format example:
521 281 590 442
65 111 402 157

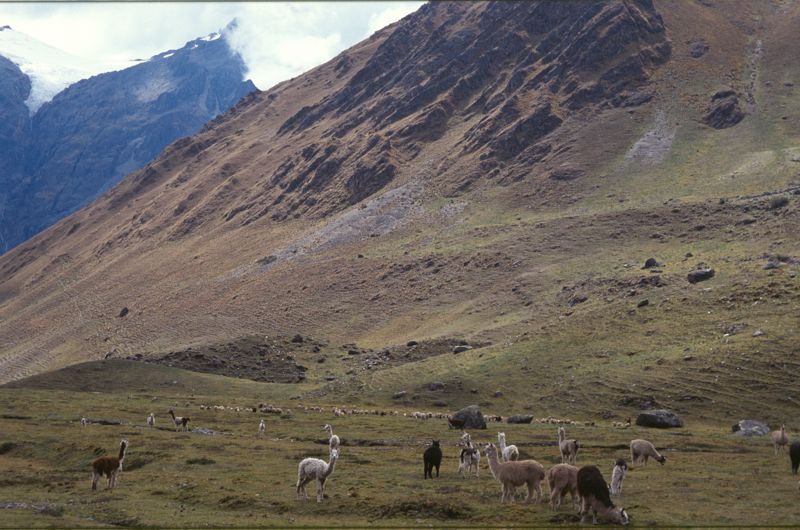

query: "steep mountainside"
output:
0 26 255 252
0 0 798 424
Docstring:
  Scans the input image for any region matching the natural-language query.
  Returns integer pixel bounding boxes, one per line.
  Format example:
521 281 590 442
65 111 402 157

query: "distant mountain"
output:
0 24 256 252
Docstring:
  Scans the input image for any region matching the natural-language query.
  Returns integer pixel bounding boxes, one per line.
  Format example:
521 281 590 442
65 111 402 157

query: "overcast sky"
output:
0 2 424 90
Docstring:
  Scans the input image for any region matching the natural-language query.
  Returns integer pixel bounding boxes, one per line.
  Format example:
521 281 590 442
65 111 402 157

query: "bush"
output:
768 195 789 209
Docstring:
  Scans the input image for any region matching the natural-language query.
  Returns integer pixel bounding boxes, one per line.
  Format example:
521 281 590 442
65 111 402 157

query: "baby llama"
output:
610 458 628 495
91 440 128 491
497 432 519 462
323 424 340 452
558 427 579 464
258 419 266 437
547 463 578 510
484 443 545 503
168 410 190 432
771 424 789 455
630 439 666 466
577 465 629 525
296 448 338 502
147 413 155 429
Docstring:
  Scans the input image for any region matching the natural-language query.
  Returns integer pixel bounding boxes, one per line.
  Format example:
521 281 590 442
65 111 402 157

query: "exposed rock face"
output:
0 31 255 252
452 405 486 429
703 90 744 129
636 409 683 428
732 419 769 436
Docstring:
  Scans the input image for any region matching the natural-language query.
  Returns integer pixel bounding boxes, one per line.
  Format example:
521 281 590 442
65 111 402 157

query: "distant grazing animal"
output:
323 424 340 452
448 417 466 430
558 427 579 464
630 439 666 466
91 440 128 491
296 448 338 502
168 410 190 431
497 432 519 462
577 465 629 525
547 463 578 510
610 458 628 496
772 424 789 455
790 441 800 475
146 413 155 429
423 440 442 479
258 419 266 437
80 417 88 427
484 443 545 503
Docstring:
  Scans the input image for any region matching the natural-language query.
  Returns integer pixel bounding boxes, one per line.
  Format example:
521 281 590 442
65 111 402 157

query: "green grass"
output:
1 361 799 527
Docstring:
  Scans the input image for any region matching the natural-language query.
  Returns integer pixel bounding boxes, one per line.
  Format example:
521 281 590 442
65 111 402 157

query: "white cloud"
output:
0 2 425 91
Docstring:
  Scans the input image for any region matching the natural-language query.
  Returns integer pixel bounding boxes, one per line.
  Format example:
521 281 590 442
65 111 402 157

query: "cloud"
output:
0 2 425 90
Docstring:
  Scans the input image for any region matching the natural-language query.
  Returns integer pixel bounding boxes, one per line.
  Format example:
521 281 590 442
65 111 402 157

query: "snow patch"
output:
162 52 174 59
134 75 175 103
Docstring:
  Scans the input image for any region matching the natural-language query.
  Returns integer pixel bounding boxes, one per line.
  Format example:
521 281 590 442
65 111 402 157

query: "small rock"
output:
732 419 769 436
635 409 683 428
453 345 472 353
688 37 709 58
392 391 407 399
569 295 588 306
763 261 779 270
725 323 747 335
406 340 418 347
642 258 660 269
637 299 649 308
428 381 446 391
506 414 534 424
118 307 129 318
687 268 715 283
291 334 304 343
752 329 764 337
493 390 503 398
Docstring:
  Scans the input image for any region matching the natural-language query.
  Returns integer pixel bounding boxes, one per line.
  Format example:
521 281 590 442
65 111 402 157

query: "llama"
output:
558 427 579 464
296 448 338 502
168 410 190 431
577 465 628 524
91 440 128 491
497 432 519 462
460 431 472 446
80 417 88 427
630 439 666 466
484 443 544 503
771 424 789 455
146 413 155 429
423 440 442 479
547 463 578 510
323 424 340 452
790 441 800 475
258 419 266 437
458 446 480 478
610 458 628 496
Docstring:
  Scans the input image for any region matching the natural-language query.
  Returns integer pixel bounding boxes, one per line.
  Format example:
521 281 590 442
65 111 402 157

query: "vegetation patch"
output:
186 457 216 465
377 500 475 520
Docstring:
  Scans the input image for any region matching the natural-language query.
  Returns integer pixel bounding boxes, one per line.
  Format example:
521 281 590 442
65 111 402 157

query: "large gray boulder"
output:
636 409 683 428
452 405 486 430
506 414 534 424
731 420 769 437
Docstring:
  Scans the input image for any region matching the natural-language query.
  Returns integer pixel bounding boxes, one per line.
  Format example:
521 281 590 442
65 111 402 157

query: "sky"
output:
0 2 424 91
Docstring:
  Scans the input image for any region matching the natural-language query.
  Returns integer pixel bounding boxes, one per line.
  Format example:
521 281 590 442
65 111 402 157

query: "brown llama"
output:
91 439 128 490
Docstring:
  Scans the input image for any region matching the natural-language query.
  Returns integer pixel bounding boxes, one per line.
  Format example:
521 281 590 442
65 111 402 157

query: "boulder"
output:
642 257 659 269
392 391 407 399
731 420 769 437
428 381 446 391
506 414 534 424
687 268 715 283
688 38 709 58
453 345 472 353
635 409 683 428
703 90 744 129
452 405 486 429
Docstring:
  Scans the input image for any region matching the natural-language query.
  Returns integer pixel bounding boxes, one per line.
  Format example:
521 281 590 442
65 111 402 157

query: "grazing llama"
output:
577 465 629 525
558 427 579 464
258 419 266 437
790 441 800 475
610 458 628 496
146 413 155 429
168 410 190 431
323 424 340 452
91 440 128 491
497 432 519 462
458 432 480 478
80 417 88 427
630 439 666 466
547 463 578 510
771 424 789 455
296 448 339 502
423 440 442 479
484 443 545 503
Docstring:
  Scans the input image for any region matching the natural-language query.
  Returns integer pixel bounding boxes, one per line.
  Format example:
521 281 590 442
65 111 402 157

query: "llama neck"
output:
324 456 337 477
558 430 565 442
170 411 176 420
498 437 506 451
486 451 501 478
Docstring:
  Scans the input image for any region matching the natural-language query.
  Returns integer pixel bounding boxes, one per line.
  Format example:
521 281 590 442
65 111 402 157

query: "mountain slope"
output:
0 25 256 252
0 0 798 427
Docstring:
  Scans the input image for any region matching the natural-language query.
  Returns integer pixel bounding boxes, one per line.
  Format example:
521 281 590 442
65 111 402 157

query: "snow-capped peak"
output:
0 26 108 114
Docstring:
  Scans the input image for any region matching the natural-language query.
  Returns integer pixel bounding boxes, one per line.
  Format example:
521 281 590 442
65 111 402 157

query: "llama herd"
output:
82 408 798 524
